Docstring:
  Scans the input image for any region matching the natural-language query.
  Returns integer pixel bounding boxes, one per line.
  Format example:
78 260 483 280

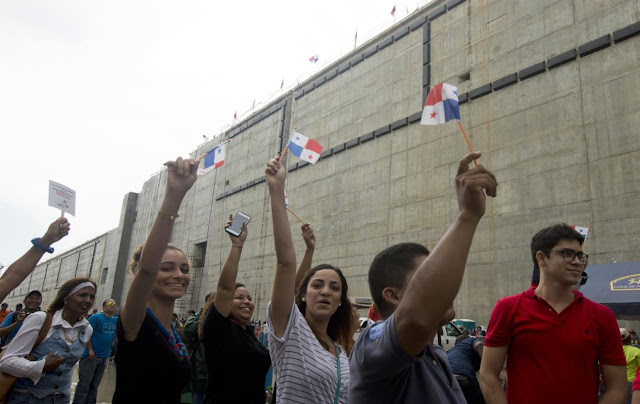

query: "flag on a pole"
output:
197 143 226 175
233 111 237 120
287 131 323 164
354 30 358 48
309 54 319 63
569 225 589 240
280 78 284 90
391 5 396 16
421 83 460 125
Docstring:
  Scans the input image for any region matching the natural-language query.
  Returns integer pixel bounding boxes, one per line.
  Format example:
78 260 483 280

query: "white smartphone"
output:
225 212 251 236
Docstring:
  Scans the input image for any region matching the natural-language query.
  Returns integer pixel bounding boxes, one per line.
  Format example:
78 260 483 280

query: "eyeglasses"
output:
543 249 589 265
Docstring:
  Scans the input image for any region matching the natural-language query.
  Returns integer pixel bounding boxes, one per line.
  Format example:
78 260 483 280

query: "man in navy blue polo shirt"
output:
349 153 497 403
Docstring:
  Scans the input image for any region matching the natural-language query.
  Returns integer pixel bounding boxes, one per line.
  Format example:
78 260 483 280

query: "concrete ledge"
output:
359 132 374 143
519 62 546 80
374 125 391 137
379 37 393 51
393 26 410 41
458 92 469 105
288 163 298 172
493 73 517 90
547 49 576 70
325 69 339 82
447 0 466 11
427 5 446 21
351 54 364 67
579 35 611 57
469 84 492 100
364 46 378 59
391 118 408 131
345 138 360 149
410 17 426 32
298 161 308 169
314 76 326 88
338 63 351 74
613 21 640 43
332 143 346 154
408 112 423 124
423 86 430 104
320 149 332 159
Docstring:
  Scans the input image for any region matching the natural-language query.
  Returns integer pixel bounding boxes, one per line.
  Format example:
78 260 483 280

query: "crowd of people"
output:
0 152 637 403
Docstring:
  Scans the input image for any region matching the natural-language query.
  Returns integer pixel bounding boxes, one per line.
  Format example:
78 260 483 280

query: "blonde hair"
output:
128 243 188 274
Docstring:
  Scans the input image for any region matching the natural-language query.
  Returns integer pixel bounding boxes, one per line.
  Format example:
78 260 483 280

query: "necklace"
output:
62 329 78 344
146 307 189 362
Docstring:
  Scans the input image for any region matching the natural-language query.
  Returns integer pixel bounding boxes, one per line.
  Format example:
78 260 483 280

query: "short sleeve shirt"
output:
82 313 117 358
266 301 349 404
348 314 465 404
485 287 626 403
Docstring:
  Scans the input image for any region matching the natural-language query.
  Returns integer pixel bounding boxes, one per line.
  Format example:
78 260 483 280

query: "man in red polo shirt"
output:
479 224 627 403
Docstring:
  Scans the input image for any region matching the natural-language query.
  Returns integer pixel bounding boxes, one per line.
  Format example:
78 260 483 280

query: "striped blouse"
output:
267 301 349 404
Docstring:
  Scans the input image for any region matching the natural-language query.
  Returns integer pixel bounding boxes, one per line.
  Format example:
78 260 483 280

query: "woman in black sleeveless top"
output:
112 157 197 403
199 217 271 404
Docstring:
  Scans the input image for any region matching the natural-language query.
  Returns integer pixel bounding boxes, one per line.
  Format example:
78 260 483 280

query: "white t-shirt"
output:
267 301 349 404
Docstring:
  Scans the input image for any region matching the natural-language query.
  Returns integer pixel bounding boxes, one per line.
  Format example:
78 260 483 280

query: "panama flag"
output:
287 131 323 164
197 142 226 175
309 54 319 63
569 225 589 240
421 83 460 125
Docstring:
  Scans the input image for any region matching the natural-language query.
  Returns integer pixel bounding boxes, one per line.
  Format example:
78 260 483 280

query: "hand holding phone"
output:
225 212 250 238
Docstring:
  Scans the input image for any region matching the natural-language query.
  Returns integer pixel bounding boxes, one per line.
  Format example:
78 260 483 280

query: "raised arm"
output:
0 218 70 302
213 216 248 317
394 152 497 355
265 157 297 337
120 157 197 341
295 223 315 290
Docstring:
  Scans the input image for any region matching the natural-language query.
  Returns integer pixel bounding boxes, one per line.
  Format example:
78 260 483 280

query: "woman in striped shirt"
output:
265 157 353 404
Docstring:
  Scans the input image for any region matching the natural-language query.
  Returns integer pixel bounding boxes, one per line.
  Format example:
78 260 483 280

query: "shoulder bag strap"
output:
333 342 341 404
31 313 53 352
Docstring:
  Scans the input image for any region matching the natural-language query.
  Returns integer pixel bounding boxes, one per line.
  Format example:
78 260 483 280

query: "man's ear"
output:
535 251 547 271
382 287 402 309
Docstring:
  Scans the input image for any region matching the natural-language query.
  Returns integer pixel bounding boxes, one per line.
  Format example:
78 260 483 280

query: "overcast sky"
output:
0 0 434 269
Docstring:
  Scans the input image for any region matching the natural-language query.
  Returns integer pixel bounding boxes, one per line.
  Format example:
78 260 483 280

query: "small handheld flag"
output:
309 54 319 63
569 225 589 241
287 131 323 164
421 83 460 125
197 142 226 175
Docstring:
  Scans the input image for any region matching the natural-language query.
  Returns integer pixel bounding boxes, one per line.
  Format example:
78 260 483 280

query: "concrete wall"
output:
8 0 640 326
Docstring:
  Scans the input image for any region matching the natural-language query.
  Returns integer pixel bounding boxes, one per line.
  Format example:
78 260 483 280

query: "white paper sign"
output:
48 180 76 216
